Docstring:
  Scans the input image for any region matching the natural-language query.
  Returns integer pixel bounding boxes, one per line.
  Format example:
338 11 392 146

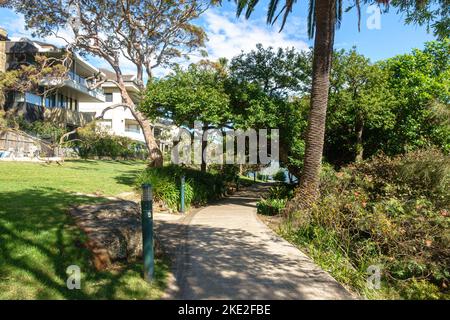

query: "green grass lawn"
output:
0 160 168 299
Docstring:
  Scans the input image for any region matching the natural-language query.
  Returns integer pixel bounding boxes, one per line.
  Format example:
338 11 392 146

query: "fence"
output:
0 129 54 158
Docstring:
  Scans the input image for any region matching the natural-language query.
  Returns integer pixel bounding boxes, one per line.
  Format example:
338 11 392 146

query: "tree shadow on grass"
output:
114 169 144 188
0 188 165 299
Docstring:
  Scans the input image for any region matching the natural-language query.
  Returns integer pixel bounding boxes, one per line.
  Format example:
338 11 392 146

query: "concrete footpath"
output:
154 184 353 300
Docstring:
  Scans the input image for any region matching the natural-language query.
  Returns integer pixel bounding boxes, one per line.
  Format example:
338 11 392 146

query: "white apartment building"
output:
0 28 177 152
2 35 104 127
79 68 177 152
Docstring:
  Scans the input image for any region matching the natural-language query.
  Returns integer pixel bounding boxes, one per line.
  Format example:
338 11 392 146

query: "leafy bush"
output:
136 165 226 211
280 148 450 299
70 122 147 160
268 184 294 200
273 169 286 182
257 198 286 216
256 183 293 216
257 173 269 181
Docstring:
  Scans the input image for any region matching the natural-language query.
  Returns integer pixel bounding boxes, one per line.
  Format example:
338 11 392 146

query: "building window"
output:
45 94 56 108
25 92 42 106
98 119 112 129
59 94 65 108
125 120 141 134
105 93 113 102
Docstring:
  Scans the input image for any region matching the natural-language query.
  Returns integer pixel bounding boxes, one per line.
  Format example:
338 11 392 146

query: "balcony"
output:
41 72 105 102
66 71 105 102
44 108 96 127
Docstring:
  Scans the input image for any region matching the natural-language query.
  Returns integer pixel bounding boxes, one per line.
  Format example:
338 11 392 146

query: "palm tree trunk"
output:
284 0 336 213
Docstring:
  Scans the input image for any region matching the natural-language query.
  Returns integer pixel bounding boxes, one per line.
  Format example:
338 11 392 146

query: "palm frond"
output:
279 0 297 31
245 0 261 19
267 0 280 24
356 0 361 32
236 0 249 17
307 0 315 38
336 0 343 28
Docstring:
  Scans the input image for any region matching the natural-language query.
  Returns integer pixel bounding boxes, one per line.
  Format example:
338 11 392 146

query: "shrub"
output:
280 148 450 299
273 169 286 182
257 198 286 216
136 165 226 211
257 173 269 181
268 184 294 200
70 122 146 160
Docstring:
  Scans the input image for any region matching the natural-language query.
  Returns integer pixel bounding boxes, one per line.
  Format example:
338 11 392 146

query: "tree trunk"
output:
355 113 364 162
114 69 163 167
284 0 336 214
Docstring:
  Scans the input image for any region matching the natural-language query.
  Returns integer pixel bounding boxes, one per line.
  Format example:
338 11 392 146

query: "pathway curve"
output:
155 184 353 300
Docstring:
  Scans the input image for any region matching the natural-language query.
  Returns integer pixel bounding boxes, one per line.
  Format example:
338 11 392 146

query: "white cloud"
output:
2 7 310 78
199 10 309 62
3 10 74 47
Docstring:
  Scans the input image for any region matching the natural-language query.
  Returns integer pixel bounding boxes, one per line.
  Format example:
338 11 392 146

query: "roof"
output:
99 68 136 82
6 38 59 54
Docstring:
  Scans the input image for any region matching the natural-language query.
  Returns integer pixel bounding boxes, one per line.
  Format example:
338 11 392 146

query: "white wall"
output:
79 88 146 143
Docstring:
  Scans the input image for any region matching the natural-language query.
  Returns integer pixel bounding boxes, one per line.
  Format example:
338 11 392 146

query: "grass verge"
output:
0 160 168 299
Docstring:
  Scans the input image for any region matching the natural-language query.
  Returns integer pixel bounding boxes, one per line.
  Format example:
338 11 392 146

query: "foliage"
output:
268 183 294 200
1 54 69 108
235 0 449 211
390 0 450 39
256 182 294 216
279 149 450 299
256 173 269 181
70 123 146 160
257 198 287 216
229 44 312 98
22 119 67 142
0 70 20 108
381 40 450 154
323 41 450 166
227 47 310 177
0 112 69 143
142 63 230 128
326 48 396 164
136 165 227 211
220 164 240 183
3 0 210 83
273 169 287 182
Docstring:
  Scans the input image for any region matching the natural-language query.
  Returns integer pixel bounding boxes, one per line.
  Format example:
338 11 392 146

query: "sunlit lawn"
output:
0 160 168 299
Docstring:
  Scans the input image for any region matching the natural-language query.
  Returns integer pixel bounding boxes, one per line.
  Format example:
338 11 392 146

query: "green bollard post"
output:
180 175 185 213
141 184 154 283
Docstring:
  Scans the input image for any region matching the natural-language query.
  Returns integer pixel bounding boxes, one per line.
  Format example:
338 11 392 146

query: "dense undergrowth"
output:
262 149 449 299
136 165 244 211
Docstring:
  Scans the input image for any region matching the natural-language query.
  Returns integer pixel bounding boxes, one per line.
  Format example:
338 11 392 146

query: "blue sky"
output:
0 1 436 74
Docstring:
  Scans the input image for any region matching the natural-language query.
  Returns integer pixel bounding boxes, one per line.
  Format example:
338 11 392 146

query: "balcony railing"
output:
68 71 104 96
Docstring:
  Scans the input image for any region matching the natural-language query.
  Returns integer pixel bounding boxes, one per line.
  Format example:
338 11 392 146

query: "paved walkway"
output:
155 184 353 300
